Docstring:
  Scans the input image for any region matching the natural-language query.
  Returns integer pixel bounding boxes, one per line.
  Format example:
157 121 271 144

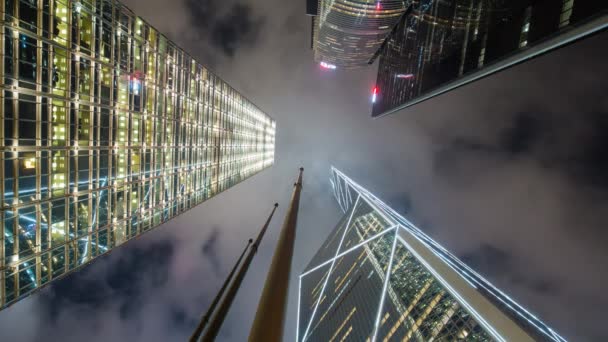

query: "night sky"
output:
1 0 608 341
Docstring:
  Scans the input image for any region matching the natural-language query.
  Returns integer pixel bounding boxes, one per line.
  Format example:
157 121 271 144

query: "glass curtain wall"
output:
297 168 567 342
372 0 608 117
0 0 275 309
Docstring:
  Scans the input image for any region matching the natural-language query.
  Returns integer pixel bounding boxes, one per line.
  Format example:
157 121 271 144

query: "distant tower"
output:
309 0 410 68
0 0 275 311
297 167 566 342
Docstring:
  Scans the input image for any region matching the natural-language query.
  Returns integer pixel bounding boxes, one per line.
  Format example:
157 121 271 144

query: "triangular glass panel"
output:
375 237 495 341
337 198 395 255
303 229 396 341
303 212 351 274
298 263 332 342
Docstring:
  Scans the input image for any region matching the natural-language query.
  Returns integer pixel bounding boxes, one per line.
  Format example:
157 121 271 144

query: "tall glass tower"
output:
298 167 565 342
0 0 275 310
309 0 410 69
372 0 608 117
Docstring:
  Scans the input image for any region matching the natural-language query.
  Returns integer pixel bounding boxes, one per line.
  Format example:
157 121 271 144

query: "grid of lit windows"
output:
0 0 275 309
297 167 567 342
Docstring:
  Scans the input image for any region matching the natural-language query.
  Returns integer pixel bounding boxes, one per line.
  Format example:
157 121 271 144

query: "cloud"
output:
183 0 216 31
201 226 222 274
461 243 510 273
184 0 265 57
433 104 608 192
38 239 175 324
461 244 560 296
211 3 265 57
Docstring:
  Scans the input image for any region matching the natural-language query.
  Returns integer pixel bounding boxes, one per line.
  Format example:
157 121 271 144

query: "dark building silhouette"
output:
371 0 608 117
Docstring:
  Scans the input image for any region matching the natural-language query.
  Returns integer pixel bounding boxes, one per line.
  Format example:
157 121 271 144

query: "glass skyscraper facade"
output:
310 0 409 68
0 0 275 310
372 0 608 117
298 167 566 342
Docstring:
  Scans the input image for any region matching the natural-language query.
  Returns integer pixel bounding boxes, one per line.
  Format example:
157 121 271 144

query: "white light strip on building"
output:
296 276 303 341
330 166 567 342
396 234 508 342
300 225 398 278
302 195 360 341
372 231 398 342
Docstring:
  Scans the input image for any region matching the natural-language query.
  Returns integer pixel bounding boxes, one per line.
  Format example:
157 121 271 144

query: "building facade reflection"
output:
0 0 275 310
372 0 608 117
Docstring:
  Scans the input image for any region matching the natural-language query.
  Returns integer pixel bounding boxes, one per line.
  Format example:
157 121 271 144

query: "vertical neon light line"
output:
334 172 346 213
302 195 360 341
372 229 398 342
345 182 352 209
341 177 349 210
296 276 302 342
331 180 343 213
340 175 348 212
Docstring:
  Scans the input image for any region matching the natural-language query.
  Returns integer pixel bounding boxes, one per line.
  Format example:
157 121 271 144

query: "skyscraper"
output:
372 0 608 117
308 0 409 68
0 0 275 310
297 167 565 341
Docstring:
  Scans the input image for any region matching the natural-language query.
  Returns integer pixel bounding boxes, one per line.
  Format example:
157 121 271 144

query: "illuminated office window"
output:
0 0 274 310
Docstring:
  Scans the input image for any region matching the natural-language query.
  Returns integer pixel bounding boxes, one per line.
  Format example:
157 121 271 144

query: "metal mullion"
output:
43 199 51 277
85 146 93 260
0 210 4 306
12 207 18 298
89 0 98 59
85 54 95 257
35 0 43 281
11 6 18 151
93 113 102 253
125 9 134 236
10 43 18 292
88 2 98 254
0 12 5 251
60 0 72 272
0 15 3 288
0 0 4 298
106 1 116 243
135 166 142 235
